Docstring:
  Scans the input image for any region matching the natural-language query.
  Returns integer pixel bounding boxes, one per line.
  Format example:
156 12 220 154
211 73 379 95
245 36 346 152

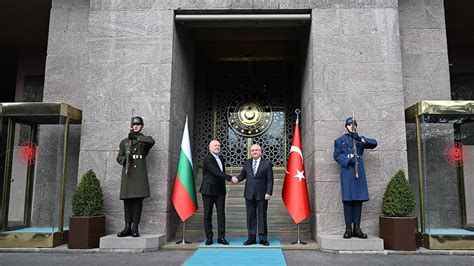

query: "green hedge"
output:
382 170 416 217
72 169 104 216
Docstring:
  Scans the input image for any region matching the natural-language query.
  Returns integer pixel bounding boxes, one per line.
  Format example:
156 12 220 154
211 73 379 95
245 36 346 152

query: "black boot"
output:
353 224 367 239
132 223 140 237
117 223 132 237
343 224 352 239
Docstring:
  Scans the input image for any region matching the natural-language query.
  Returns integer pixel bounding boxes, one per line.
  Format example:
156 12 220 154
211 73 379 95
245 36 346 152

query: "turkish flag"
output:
282 118 311 224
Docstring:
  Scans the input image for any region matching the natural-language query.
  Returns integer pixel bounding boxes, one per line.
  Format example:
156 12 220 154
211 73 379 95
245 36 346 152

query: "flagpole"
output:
176 220 191 244
291 110 306 245
291 223 307 245
285 109 310 245
176 115 191 245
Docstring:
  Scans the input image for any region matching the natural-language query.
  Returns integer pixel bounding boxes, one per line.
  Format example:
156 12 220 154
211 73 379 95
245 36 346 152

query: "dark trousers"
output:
123 198 143 224
343 201 363 225
245 197 268 242
202 193 226 240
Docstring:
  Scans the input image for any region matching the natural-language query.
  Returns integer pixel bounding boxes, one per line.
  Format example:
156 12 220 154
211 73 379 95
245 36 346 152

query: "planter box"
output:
379 216 418 251
68 215 105 249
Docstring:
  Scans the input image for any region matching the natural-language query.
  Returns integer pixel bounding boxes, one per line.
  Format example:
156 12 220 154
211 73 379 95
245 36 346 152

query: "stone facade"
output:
43 0 450 240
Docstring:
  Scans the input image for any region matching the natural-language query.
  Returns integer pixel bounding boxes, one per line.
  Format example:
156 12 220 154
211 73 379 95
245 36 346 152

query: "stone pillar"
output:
44 0 90 108
35 0 90 229
300 27 316 238
166 22 195 240
399 0 455 230
43 0 176 235
310 3 407 236
399 0 451 107
81 2 174 235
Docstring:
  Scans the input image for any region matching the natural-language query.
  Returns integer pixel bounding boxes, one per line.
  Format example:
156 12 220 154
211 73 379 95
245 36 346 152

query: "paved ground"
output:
284 250 474 266
1 250 474 266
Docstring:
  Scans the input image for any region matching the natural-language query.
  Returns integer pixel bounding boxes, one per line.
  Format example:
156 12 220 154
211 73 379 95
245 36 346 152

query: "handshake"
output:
230 176 239 184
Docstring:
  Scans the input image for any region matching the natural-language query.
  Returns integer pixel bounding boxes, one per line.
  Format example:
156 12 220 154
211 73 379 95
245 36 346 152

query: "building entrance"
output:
171 15 313 242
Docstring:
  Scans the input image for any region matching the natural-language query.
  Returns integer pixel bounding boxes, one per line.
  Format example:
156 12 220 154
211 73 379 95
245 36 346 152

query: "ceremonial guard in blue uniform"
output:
333 117 377 239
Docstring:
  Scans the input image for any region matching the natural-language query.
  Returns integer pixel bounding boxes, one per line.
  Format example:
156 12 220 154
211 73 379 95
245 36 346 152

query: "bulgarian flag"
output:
282 116 311 224
172 118 198 221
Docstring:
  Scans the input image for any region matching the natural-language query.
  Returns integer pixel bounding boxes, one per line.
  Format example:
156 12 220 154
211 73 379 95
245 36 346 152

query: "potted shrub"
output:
379 169 418 251
68 169 105 249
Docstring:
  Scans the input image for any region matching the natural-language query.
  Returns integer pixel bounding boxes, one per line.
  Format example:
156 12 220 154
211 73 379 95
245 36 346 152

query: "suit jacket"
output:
237 158 274 200
200 152 232 196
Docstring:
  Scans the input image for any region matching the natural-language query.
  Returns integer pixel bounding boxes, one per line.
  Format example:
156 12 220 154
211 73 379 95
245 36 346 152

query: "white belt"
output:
347 154 362 159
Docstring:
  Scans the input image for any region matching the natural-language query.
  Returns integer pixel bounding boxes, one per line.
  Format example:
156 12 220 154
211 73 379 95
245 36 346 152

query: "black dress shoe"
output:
353 224 368 239
259 240 270 246
117 223 132 237
205 239 213 245
131 224 140 237
343 224 352 239
243 239 257 245
217 238 229 245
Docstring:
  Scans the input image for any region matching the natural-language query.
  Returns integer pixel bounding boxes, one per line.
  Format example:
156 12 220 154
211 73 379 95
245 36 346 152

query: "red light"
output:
444 142 464 167
16 142 37 166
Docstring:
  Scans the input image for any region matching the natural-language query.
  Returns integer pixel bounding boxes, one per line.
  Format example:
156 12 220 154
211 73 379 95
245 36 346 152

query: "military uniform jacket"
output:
200 153 232 196
116 133 155 199
333 134 377 202
237 158 274 201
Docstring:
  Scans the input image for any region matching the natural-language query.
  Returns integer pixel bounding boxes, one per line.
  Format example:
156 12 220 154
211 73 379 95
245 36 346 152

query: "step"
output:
183 218 310 225
175 230 312 240
187 210 292 216
99 234 165 252
225 199 286 206
225 184 284 188
317 235 384 251
225 192 283 197
176 228 311 235
197 237 281 248
184 215 304 224
179 223 310 231
162 238 319 251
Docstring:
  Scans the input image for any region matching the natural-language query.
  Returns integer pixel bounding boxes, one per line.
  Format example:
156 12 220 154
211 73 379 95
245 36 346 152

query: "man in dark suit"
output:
200 140 233 245
235 144 274 246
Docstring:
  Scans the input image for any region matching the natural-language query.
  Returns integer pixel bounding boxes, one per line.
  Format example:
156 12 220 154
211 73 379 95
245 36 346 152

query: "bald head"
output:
250 144 262 160
209 140 221 155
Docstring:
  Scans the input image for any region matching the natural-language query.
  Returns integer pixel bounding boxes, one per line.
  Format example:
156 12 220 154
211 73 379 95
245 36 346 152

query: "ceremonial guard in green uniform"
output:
116 116 155 237
333 117 377 239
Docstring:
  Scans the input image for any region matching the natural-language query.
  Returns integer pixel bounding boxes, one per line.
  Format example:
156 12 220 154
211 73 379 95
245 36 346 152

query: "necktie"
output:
252 160 257 176
216 156 223 172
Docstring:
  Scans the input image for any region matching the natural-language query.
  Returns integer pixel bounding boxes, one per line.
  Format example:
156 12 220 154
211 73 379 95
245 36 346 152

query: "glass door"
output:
1 119 37 231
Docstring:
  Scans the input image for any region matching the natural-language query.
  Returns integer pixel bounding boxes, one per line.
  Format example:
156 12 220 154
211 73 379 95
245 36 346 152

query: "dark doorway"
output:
0 0 51 102
445 0 474 100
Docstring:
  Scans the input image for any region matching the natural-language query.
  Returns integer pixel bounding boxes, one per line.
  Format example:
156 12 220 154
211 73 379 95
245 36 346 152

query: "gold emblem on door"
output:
227 93 273 137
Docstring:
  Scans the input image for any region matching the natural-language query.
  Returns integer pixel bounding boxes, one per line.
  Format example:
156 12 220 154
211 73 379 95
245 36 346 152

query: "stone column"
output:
310 3 407 236
399 0 451 107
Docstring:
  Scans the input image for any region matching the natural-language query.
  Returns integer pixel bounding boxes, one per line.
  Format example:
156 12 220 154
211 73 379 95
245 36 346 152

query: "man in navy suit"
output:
200 140 233 245
235 144 274 246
